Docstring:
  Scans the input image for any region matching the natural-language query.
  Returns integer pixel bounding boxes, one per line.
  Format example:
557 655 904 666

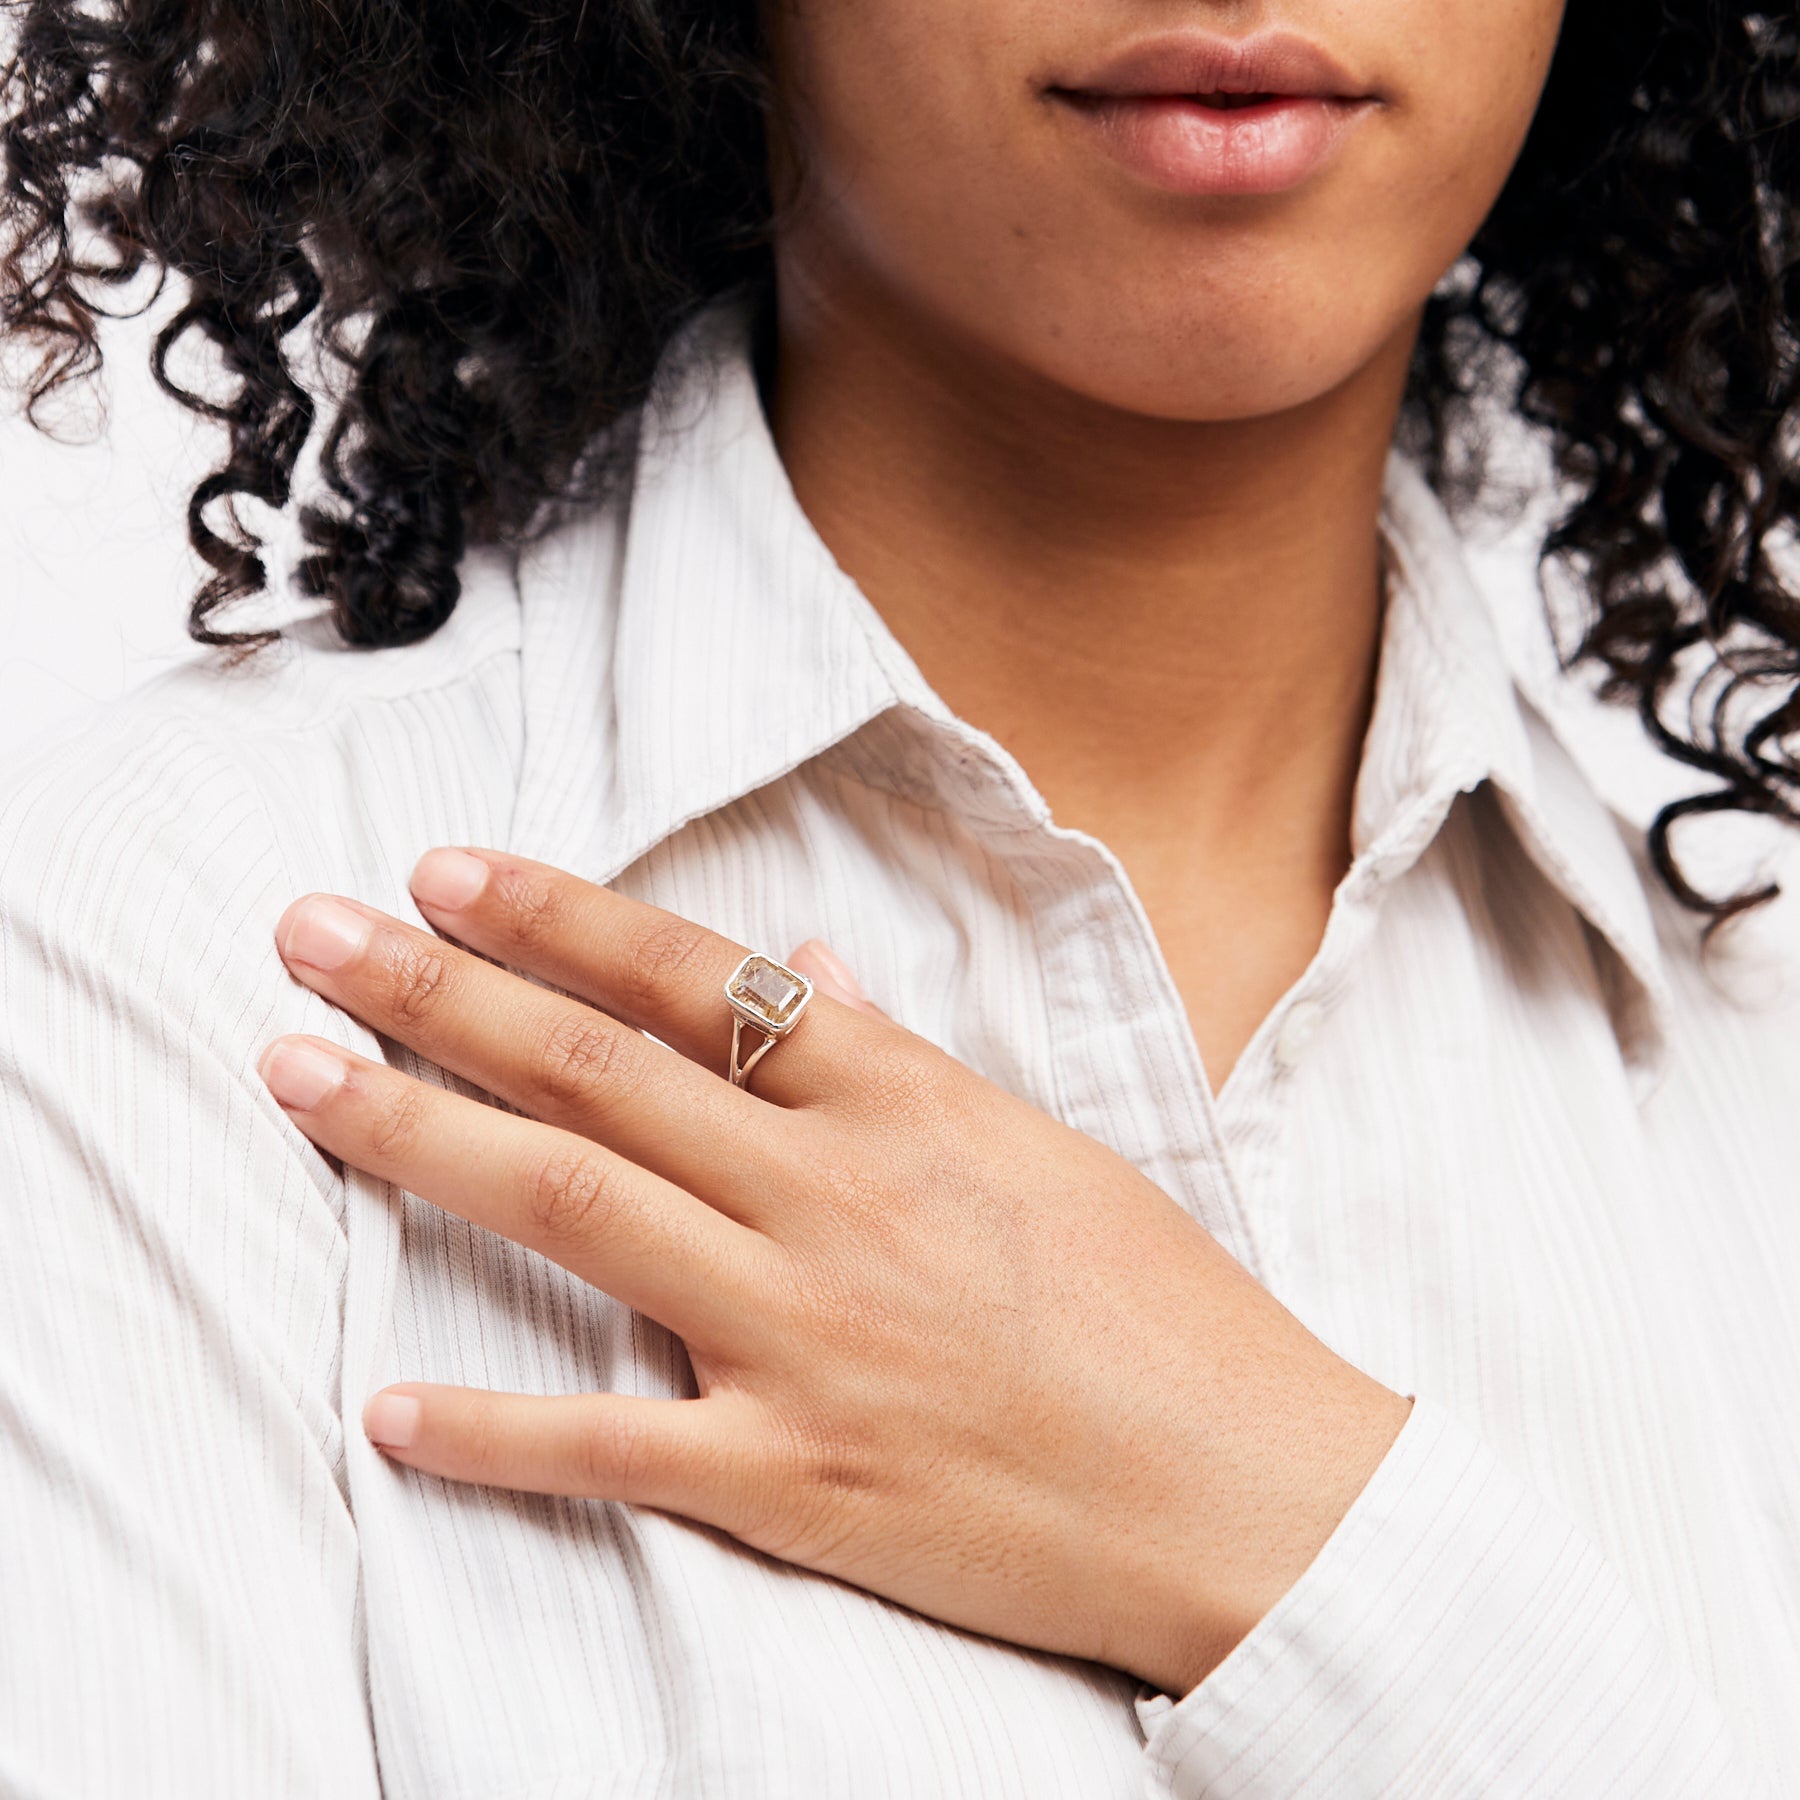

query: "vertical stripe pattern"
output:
0 305 1794 1797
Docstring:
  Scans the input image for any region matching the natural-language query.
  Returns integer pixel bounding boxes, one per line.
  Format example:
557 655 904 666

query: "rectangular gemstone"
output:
732 956 806 1025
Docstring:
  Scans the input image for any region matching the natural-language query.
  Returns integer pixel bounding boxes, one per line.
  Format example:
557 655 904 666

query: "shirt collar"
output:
511 302 910 885
1369 458 1673 1074
511 301 1671 1075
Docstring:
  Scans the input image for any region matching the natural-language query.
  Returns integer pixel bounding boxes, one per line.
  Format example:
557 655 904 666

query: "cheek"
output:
1217 0 1566 399
1378 0 1565 255
772 0 1033 256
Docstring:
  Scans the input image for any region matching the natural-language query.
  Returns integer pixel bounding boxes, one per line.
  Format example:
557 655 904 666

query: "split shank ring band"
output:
724 953 816 1090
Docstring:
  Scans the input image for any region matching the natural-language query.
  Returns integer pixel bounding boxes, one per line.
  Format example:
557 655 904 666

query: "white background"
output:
1 301 211 758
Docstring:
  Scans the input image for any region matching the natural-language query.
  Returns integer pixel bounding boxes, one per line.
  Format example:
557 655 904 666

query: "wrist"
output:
1121 1368 1412 1698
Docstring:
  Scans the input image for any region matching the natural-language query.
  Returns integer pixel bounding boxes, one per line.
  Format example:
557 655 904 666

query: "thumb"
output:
788 938 890 1021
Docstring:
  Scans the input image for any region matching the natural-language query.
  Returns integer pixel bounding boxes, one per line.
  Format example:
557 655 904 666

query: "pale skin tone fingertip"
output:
364 1389 424 1452
259 1035 348 1112
788 939 882 1016
410 846 493 913
277 894 372 972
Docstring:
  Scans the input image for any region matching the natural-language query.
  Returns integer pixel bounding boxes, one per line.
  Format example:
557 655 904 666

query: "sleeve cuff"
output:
1136 1397 1753 1799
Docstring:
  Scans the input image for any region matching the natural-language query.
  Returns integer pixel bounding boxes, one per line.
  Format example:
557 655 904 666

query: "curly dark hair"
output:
2 2 1798 918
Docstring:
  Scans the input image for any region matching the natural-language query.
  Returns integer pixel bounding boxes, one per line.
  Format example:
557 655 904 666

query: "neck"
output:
769 272 1414 882
769 260 1422 1084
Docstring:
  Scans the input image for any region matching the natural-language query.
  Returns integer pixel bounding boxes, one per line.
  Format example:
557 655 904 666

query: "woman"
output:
1 1 1796 1794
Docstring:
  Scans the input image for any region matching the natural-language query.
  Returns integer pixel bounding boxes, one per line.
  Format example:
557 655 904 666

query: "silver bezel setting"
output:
724 953 815 1040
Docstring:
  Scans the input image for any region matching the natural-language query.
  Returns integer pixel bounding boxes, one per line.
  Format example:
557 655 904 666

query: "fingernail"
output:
281 897 369 972
260 1037 347 1111
364 1391 422 1450
794 938 870 1005
411 848 490 913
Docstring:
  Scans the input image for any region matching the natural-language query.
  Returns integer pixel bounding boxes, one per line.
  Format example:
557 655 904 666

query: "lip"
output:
1046 32 1381 198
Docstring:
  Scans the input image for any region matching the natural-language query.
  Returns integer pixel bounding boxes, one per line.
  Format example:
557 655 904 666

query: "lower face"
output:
764 0 1567 423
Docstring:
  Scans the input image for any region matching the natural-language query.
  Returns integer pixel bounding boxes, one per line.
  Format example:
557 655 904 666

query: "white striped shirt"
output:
1 307 1796 1797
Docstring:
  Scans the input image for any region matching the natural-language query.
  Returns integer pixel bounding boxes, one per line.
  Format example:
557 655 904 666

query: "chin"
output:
1015 315 1397 428
931 236 1410 427
1091 365 1370 425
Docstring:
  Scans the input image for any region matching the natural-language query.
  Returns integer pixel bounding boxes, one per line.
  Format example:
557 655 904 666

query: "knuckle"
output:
738 1411 869 1565
578 1405 657 1496
533 1010 636 1117
787 1408 878 1508
862 1039 959 1125
807 1438 876 1499
366 1079 429 1162
496 867 567 955
384 941 456 1029
456 1399 506 1479
525 1143 626 1247
617 917 713 1017
811 1155 889 1224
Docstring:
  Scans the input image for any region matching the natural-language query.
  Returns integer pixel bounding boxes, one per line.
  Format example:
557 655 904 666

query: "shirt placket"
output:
917 721 1275 1284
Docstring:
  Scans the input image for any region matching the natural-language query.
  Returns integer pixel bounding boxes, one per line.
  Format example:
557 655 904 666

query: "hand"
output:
259 848 1409 1696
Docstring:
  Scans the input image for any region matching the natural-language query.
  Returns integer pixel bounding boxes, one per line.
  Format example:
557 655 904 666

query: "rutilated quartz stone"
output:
730 955 808 1027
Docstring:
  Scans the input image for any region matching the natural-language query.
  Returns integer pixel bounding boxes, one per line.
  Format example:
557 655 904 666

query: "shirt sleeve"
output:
1136 1398 1764 1799
0 719 381 1797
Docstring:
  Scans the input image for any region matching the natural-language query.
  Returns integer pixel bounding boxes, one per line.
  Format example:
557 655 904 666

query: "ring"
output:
724 953 815 1090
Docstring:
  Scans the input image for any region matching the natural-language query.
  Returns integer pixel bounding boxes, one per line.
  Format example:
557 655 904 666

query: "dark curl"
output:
0 0 770 644
3 2 1799 918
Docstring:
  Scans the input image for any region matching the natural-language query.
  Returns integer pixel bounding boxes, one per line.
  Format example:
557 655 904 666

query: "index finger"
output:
406 848 878 1107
